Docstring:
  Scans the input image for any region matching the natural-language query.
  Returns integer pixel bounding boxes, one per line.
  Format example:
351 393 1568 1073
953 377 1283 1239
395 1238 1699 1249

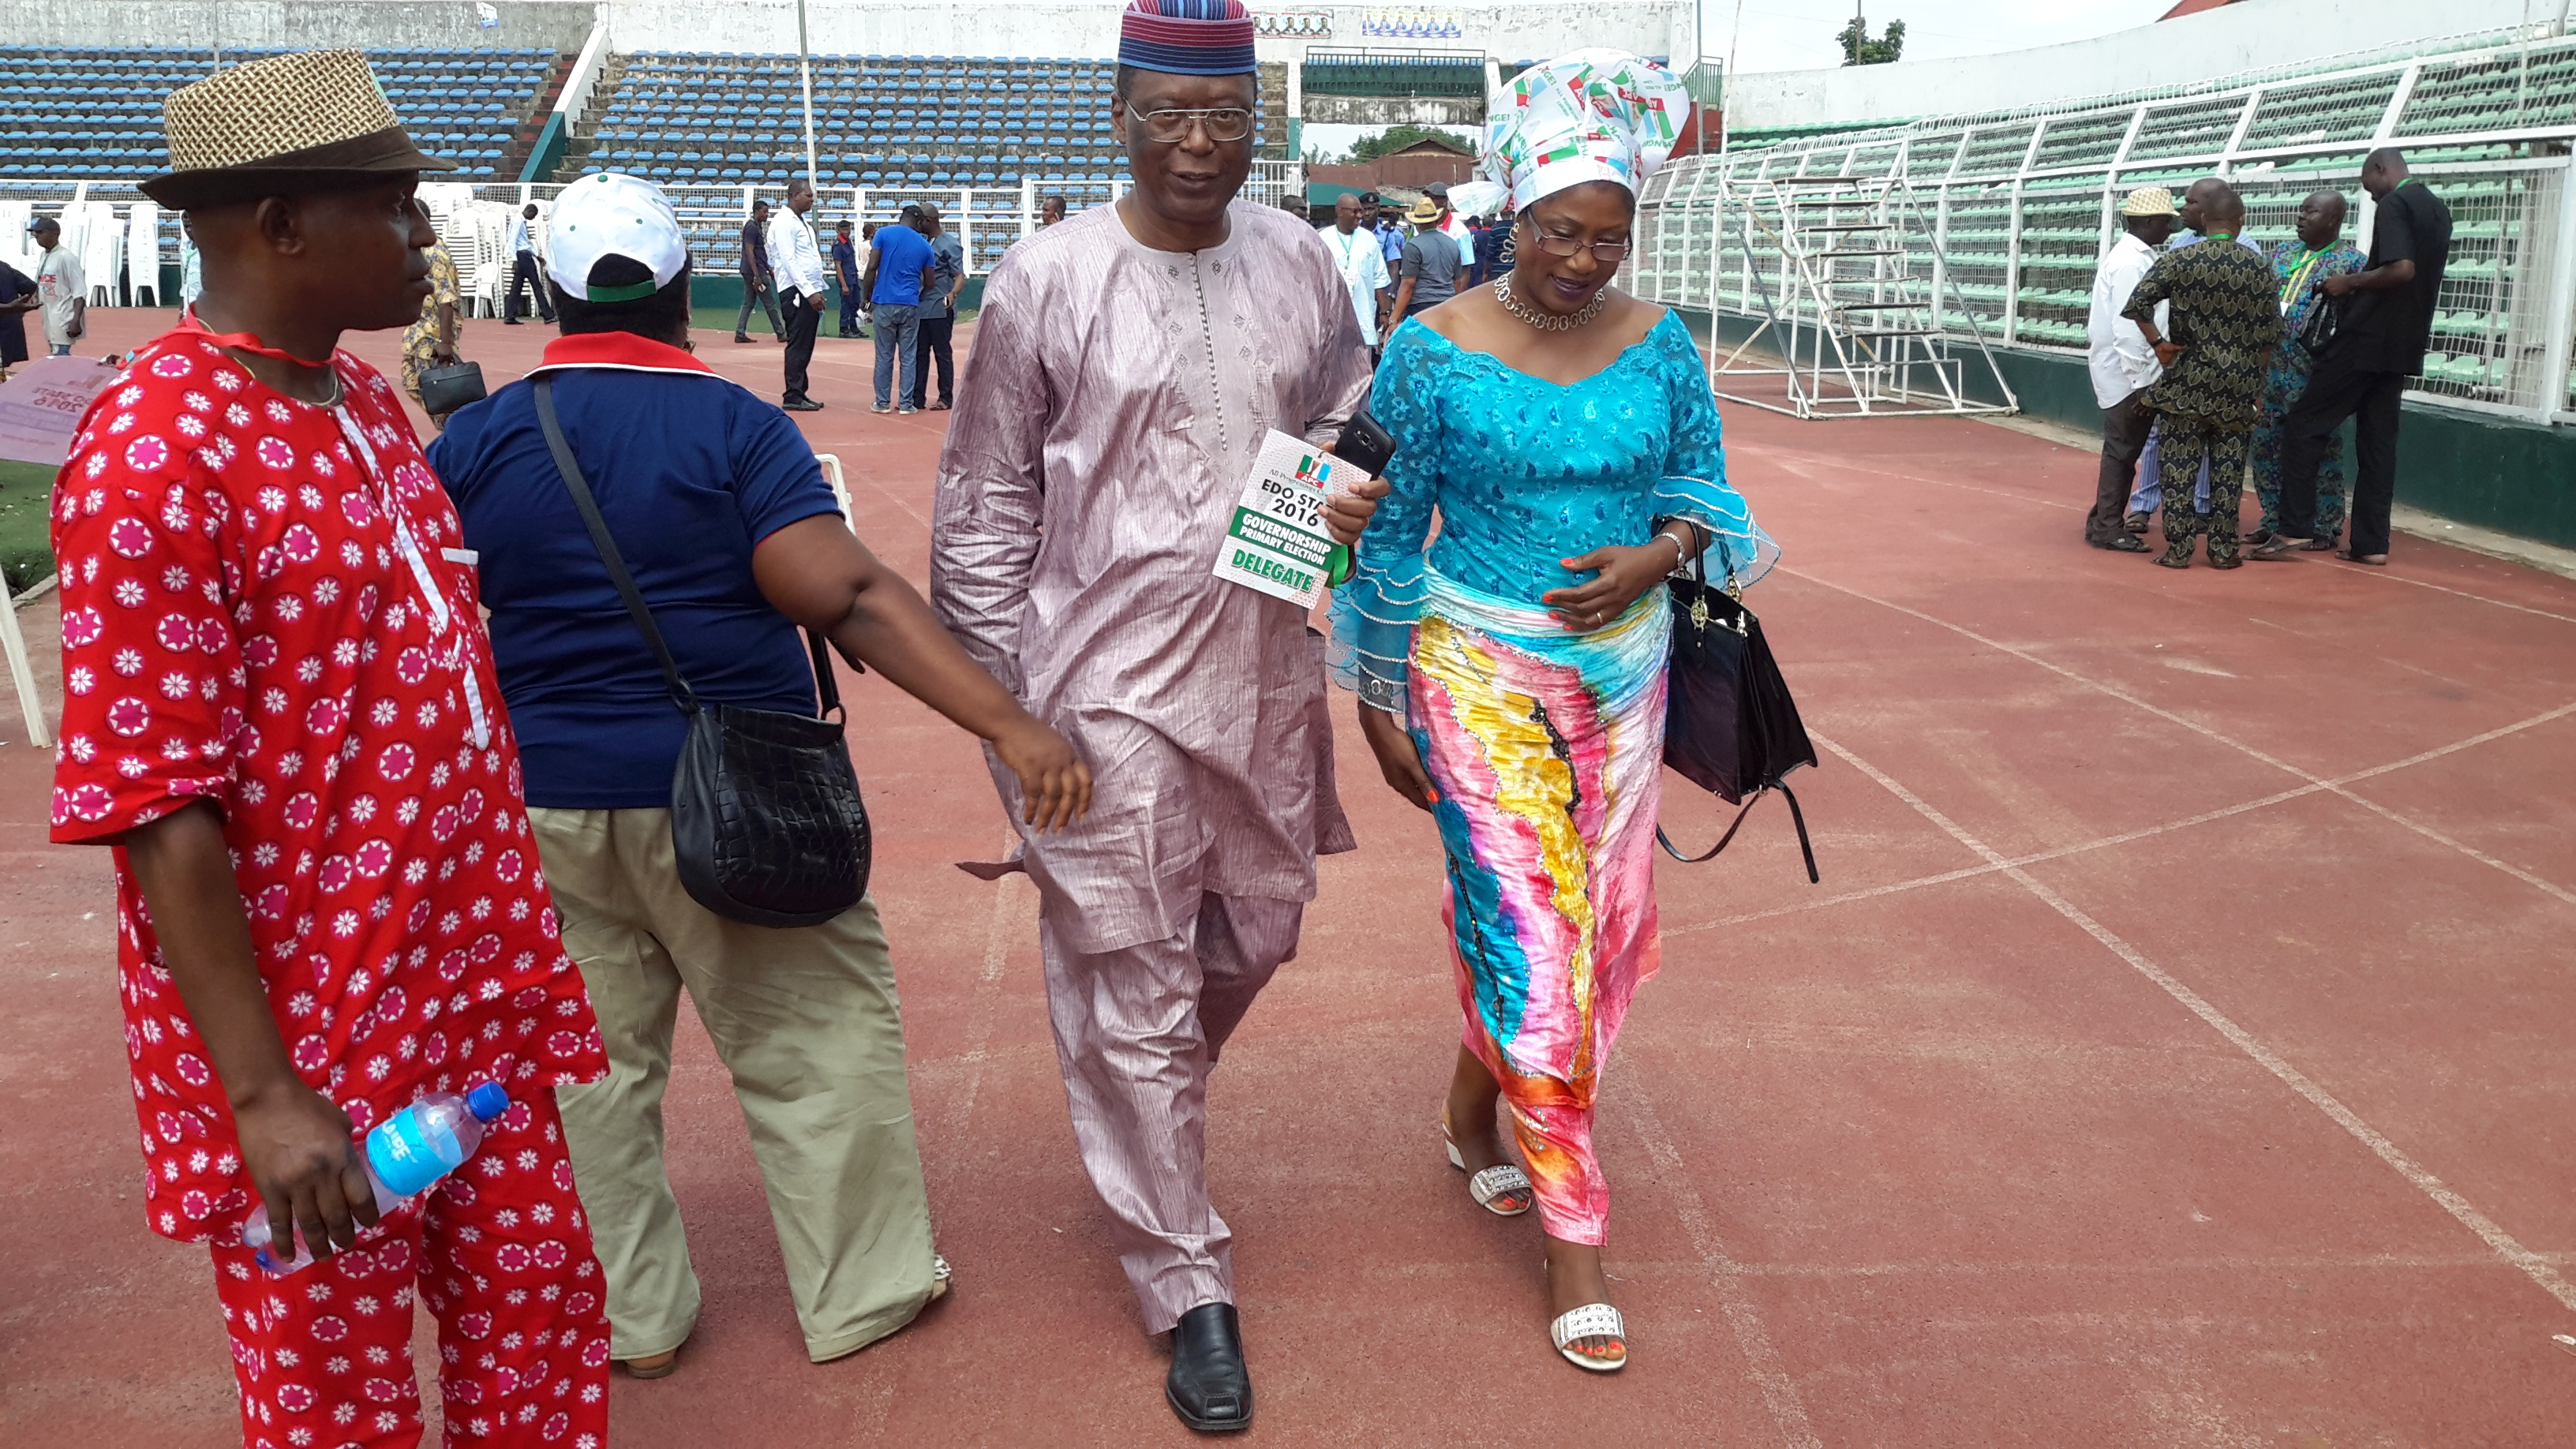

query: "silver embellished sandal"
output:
1549 1302 1628 1372
1440 1116 1533 1216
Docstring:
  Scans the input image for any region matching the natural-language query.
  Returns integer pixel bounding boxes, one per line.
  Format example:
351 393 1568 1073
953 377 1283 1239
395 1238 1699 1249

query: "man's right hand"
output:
2151 341 2186 367
234 1079 377 1263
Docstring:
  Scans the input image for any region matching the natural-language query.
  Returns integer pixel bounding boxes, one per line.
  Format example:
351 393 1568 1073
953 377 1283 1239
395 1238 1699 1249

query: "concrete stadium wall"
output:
0 0 598 53
1726 0 2551 129
1676 306 2576 552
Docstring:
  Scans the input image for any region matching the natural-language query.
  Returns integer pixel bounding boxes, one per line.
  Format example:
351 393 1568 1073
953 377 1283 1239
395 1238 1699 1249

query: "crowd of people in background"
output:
2086 148 2453 568
1322 182 1518 358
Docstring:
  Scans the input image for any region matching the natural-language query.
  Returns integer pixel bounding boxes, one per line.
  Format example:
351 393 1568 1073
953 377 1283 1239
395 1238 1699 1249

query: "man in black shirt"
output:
2252 148 2451 564
0 259 36 378
733 198 787 343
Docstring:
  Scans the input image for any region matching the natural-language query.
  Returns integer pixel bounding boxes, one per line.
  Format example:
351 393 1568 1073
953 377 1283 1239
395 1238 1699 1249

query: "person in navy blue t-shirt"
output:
428 173 1088 1377
829 218 862 338
862 207 937 412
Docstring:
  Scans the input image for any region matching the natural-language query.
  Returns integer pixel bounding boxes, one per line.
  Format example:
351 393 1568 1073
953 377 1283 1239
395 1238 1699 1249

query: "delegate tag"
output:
1212 429 1366 608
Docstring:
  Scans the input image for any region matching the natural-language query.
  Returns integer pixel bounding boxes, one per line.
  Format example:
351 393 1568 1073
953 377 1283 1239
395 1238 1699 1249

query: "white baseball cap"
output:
545 172 689 301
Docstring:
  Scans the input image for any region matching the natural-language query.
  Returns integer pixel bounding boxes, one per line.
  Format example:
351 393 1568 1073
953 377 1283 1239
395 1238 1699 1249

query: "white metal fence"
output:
1634 35 2576 425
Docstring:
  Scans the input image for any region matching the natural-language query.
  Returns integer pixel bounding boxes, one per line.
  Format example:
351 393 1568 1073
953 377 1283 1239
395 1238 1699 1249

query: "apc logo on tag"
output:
1293 453 1332 487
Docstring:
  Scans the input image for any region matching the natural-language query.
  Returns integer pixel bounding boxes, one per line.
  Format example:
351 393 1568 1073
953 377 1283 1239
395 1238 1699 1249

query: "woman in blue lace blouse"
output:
1329 51 1777 1374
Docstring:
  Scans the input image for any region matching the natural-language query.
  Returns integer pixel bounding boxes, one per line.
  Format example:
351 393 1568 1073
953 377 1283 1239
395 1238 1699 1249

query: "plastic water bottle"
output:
240 1082 511 1273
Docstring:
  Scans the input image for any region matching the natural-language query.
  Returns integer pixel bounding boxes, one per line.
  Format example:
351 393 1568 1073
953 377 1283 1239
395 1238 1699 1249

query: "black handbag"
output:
1658 522 1821 882
417 359 488 417
532 376 872 927
2293 288 2342 359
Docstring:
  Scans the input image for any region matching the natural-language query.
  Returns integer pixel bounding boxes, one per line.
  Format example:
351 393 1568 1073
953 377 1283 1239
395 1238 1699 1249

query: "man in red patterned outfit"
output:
49 51 611 1447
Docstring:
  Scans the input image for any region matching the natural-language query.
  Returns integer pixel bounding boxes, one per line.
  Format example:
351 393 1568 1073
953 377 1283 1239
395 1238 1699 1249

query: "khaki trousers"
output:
533 807 936 1363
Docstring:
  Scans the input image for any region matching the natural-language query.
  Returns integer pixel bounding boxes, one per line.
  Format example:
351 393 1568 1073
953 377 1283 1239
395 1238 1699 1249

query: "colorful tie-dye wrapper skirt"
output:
1406 570 1668 1245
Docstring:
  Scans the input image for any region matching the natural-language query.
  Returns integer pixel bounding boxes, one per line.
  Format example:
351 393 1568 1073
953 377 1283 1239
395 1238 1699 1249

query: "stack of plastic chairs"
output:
125 198 159 305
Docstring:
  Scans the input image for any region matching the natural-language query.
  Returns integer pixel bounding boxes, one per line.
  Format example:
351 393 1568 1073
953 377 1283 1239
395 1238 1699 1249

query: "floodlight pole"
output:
796 0 818 187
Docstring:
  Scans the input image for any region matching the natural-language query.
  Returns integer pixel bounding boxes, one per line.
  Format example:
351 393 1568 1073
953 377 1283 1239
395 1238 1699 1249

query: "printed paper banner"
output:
0 354 120 466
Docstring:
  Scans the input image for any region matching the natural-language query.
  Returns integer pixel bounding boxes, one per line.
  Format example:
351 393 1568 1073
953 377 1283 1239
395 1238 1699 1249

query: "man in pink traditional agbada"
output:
927 0 1382 1433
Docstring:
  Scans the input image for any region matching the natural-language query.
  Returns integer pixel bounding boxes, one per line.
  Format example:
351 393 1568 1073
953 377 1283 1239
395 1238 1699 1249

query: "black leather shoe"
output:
1166 1303 1252 1433
2089 534 2150 553
781 396 824 413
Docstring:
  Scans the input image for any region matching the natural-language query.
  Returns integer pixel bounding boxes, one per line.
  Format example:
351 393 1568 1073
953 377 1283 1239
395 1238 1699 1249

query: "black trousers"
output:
780 289 820 402
2089 387 2154 543
908 314 955 407
506 250 554 323
2275 350 2406 556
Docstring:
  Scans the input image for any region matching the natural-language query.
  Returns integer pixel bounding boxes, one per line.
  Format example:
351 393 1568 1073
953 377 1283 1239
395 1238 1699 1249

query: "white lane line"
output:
2357 569 2576 627
1668 699 2576 936
1748 449 2091 514
1781 567 2576 909
1627 1088 1825 1449
1739 444 2576 626
930 834 1029 1191
1814 728 2576 1316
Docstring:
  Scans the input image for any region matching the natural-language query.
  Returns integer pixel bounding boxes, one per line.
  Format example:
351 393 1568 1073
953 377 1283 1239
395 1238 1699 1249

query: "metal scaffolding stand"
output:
1711 173 2020 420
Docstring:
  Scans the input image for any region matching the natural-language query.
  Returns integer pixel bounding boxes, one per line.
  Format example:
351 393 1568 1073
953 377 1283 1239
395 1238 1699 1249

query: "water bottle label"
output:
368 1107 462 1198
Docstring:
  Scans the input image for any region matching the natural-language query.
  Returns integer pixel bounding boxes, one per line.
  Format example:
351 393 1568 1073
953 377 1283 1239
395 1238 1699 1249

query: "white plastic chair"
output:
78 202 122 306
0 201 34 275
1 564 52 748
815 452 852 521
125 200 160 306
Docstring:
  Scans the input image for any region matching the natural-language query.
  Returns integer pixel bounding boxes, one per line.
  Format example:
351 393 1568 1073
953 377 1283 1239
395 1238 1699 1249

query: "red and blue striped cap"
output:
1119 0 1256 77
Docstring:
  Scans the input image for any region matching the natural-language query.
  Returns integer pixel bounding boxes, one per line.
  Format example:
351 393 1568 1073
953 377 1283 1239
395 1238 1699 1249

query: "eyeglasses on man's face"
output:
1519 224 1633 263
1136 107 1256 144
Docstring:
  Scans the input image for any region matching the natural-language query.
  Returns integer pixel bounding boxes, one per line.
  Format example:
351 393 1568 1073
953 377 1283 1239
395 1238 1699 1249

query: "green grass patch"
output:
0 458 56 592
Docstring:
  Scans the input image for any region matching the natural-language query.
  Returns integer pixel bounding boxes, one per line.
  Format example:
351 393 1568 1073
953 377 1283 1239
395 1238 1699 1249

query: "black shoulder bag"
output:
1658 522 1821 882
2294 288 2342 359
532 376 871 927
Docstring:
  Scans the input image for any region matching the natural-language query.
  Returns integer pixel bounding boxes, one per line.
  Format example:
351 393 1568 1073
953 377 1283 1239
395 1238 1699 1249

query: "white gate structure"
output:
1633 29 2576 428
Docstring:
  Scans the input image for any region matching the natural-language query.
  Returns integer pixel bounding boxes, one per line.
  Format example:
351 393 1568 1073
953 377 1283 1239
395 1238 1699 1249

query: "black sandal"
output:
2245 535 2309 561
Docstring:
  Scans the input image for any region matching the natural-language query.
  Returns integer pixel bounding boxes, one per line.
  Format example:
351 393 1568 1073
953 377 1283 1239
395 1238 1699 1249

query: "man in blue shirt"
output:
861 200 936 414
733 198 784 343
907 202 967 411
429 172 1088 1379
1368 192 1403 264
503 201 555 325
829 219 861 337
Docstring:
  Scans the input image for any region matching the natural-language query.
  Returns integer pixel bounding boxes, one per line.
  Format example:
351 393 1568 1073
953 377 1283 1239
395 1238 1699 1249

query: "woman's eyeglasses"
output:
1137 107 1256 144
1520 224 1633 262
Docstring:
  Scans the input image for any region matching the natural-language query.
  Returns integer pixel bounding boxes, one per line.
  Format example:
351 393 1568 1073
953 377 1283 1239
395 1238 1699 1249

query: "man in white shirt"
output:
1319 191 1391 354
2085 187 2176 552
28 216 83 355
767 178 829 410
503 202 555 325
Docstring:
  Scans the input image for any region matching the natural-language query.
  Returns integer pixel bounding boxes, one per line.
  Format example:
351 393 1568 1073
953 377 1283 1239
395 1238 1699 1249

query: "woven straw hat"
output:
2121 186 2180 218
143 49 451 209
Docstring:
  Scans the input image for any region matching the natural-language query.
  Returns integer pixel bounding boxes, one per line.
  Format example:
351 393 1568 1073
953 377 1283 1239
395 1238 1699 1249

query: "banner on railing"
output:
1256 11 1334 37
1360 10 1464 39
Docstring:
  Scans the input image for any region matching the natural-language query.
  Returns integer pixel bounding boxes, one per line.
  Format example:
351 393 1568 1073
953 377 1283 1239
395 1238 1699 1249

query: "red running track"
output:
5 307 2574 1446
